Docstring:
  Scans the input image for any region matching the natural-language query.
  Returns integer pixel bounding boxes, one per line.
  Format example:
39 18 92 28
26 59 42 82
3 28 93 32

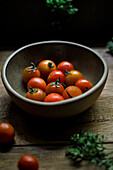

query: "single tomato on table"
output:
45 79 64 95
44 93 64 102
65 70 83 86
47 70 65 84
26 87 46 101
38 59 56 79
0 123 15 143
22 63 40 83
62 86 82 99
75 78 93 93
27 77 46 92
18 154 39 170
57 61 74 74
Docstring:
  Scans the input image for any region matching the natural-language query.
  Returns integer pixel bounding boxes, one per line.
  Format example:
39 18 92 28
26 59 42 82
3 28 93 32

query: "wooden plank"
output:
0 145 106 170
0 91 113 144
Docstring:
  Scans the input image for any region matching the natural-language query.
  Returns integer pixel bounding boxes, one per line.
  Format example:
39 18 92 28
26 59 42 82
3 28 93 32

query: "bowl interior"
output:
6 42 104 98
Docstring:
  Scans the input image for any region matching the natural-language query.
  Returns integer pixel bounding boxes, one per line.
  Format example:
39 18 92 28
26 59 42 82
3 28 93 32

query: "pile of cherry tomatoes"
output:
22 60 93 102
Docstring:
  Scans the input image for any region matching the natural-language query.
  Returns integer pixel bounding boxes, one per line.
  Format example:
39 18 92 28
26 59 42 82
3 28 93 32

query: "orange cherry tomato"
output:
44 93 64 102
62 86 82 99
22 63 40 83
27 77 46 92
47 70 65 84
65 70 83 86
18 154 39 170
0 123 15 143
57 61 74 74
26 87 46 101
75 78 93 93
45 79 64 95
38 59 56 79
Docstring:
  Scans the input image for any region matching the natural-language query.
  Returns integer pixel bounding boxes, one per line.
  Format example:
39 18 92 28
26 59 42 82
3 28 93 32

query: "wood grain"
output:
0 145 106 170
0 48 113 169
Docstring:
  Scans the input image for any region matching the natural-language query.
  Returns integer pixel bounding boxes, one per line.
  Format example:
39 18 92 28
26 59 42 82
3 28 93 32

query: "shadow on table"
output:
4 100 96 146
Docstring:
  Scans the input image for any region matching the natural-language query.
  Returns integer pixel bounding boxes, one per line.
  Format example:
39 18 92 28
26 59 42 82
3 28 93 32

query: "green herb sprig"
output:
66 130 113 170
106 37 113 54
46 0 78 15
46 0 78 27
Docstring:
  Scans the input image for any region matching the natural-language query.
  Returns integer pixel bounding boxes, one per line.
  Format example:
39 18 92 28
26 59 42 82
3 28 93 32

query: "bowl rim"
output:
1 40 109 106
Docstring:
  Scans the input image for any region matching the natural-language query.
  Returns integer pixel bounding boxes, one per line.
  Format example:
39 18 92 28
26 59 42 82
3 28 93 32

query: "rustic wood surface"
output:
0 47 113 169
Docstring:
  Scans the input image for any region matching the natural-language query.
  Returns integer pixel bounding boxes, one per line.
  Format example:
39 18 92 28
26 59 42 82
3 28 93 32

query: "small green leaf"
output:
106 37 113 54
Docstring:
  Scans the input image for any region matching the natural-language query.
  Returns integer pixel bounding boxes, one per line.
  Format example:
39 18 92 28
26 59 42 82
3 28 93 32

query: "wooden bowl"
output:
1 41 108 118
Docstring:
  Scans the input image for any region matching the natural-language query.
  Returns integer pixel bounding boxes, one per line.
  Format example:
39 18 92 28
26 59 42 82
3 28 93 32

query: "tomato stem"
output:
65 69 72 76
48 78 61 88
27 62 38 72
29 87 38 94
48 62 54 68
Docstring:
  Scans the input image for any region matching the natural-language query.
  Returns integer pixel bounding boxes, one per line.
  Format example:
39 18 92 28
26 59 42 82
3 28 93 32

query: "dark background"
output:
0 0 113 48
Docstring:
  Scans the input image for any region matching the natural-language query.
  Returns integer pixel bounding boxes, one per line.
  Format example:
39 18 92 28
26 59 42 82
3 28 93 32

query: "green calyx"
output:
27 62 38 72
49 78 60 88
65 69 72 76
48 62 54 68
29 87 38 94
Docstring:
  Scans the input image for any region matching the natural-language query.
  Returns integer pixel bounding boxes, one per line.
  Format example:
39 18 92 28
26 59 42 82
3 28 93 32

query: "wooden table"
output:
0 47 113 170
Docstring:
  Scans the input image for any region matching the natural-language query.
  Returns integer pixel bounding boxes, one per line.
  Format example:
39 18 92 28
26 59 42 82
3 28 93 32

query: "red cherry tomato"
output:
22 63 40 83
45 79 64 95
75 78 93 93
62 86 82 99
44 93 64 102
65 70 83 86
18 154 39 170
27 77 46 92
26 87 46 101
0 123 15 143
38 59 56 79
57 61 74 74
47 70 65 84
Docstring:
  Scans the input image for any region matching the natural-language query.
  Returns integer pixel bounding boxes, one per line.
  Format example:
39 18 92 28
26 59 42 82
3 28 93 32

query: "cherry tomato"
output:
27 77 46 92
62 86 82 99
75 78 93 93
26 87 46 101
18 154 39 170
45 79 64 95
57 61 74 74
22 63 40 83
44 93 64 102
38 59 56 79
65 70 83 86
0 123 15 143
47 70 65 84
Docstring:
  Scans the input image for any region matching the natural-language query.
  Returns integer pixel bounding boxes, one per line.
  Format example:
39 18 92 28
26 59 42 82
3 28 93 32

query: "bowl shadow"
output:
4 100 96 146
